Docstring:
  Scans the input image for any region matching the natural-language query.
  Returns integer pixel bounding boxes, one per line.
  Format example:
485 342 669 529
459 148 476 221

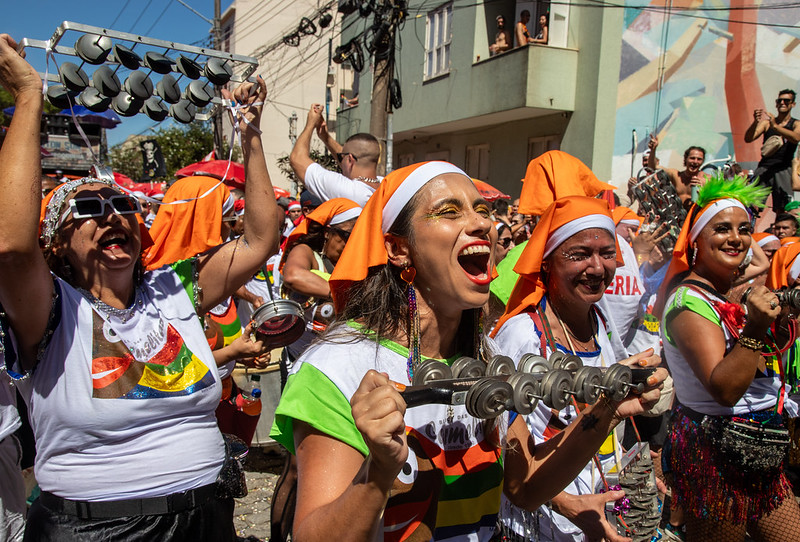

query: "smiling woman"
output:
0 34 280 542
269 162 668 542
656 175 800 540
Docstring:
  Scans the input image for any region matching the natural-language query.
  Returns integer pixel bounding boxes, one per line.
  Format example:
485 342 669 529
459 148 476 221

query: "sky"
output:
5 0 233 147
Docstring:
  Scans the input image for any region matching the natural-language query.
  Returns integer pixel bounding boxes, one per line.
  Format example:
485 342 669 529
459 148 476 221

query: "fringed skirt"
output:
664 404 793 524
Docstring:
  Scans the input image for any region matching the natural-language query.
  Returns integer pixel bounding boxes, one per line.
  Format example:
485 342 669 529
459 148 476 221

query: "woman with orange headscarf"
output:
491 196 664 542
657 175 800 540
269 161 666 542
0 38 279 542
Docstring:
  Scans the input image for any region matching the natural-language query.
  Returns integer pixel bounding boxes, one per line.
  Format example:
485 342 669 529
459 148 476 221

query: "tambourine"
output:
251 298 305 347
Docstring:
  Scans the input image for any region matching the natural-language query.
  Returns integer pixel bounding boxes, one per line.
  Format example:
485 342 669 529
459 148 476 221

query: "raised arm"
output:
195 78 281 314
316 118 343 156
0 35 56 368
744 109 769 143
289 104 324 183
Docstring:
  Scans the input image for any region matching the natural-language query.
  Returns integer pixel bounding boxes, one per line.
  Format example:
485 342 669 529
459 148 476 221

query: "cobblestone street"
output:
234 447 286 542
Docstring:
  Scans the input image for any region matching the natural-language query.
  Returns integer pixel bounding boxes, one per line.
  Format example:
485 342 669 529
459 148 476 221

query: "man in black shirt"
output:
745 89 800 212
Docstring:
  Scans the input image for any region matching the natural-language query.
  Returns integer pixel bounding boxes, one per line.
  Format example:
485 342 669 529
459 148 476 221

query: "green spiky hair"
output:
695 172 770 210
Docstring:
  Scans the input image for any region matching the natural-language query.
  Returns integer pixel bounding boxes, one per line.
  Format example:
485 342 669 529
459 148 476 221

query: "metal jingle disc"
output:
411 359 452 387
204 57 233 85
541 369 572 411
59 62 90 92
548 351 567 368
485 355 515 377
123 71 154 101
143 96 170 121
111 92 144 117
518 354 552 375
184 80 214 107
91 66 121 97
450 356 485 379
175 55 202 79
572 366 602 404
144 51 175 74
45 84 77 110
78 87 111 112
112 44 142 70
155 74 181 104
553 354 583 374
170 100 197 124
74 34 112 65
507 372 539 415
465 378 512 419
601 364 632 402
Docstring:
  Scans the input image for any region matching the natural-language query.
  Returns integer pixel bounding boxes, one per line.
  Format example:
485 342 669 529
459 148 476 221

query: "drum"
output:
251 299 305 347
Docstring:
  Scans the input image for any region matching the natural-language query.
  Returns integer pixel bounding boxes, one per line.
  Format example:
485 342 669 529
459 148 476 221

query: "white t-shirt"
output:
13 266 224 501
303 162 377 206
597 235 646 359
494 302 621 541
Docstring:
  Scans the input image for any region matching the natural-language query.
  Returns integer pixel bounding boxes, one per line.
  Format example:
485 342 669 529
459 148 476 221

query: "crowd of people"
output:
2 27 800 542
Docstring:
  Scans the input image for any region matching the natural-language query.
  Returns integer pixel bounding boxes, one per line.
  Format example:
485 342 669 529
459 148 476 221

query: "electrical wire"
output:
144 0 176 35
109 0 135 28
128 0 156 33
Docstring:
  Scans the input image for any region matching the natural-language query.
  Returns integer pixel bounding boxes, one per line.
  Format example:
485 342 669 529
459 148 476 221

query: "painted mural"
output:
611 0 800 184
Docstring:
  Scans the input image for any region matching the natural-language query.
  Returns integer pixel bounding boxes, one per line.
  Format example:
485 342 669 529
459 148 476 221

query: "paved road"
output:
234 447 286 542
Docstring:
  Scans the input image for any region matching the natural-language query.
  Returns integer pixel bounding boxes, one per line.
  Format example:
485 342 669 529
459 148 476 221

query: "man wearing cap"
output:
290 104 382 206
489 15 512 55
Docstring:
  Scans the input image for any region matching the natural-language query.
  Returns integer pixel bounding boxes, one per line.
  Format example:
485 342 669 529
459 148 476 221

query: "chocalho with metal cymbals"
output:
393 352 656 419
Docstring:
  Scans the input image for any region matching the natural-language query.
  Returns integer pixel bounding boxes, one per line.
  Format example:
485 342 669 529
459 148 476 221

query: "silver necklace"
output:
354 176 380 185
78 287 144 324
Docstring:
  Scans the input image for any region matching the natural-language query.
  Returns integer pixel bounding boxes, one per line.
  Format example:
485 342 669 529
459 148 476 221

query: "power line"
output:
175 0 214 24
145 0 176 35
128 0 156 33
109 0 135 28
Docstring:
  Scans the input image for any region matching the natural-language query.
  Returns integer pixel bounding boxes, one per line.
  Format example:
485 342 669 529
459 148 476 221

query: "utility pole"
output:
212 0 225 158
369 0 396 176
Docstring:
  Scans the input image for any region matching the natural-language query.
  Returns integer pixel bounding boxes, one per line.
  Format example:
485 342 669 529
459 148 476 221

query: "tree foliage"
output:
109 121 241 181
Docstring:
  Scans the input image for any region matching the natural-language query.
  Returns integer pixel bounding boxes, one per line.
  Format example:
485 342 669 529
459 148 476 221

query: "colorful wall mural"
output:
611 0 800 184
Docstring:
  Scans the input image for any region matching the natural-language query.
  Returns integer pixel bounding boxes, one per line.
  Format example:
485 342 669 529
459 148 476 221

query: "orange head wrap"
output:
144 175 232 270
329 161 472 312
519 151 615 216
752 232 780 248
39 178 153 253
653 198 751 318
611 206 644 229
279 198 362 272
493 196 619 334
767 243 800 290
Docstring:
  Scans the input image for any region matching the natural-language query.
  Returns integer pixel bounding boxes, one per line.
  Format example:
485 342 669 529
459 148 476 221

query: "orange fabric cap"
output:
144 175 230 270
767 243 800 289
279 198 361 272
752 232 779 246
611 206 644 228
493 196 619 334
518 151 615 216
329 161 471 312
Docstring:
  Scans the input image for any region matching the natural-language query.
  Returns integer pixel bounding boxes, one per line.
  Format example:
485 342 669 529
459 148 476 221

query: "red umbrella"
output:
114 172 135 188
273 186 291 199
471 178 510 202
175 160 246 189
